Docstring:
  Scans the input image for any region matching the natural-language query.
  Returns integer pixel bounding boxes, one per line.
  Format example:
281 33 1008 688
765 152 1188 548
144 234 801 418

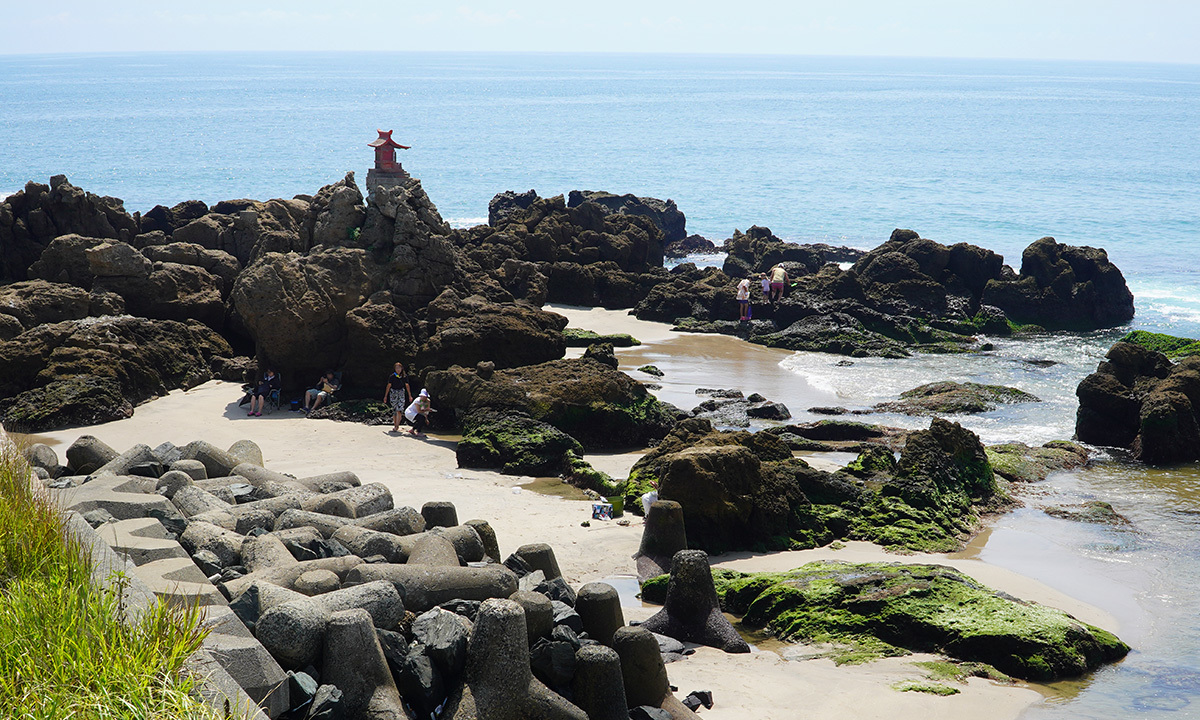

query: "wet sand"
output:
22 305 1125 720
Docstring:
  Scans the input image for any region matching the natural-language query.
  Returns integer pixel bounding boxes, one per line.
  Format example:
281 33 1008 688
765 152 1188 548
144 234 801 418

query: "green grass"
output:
0 444 216 720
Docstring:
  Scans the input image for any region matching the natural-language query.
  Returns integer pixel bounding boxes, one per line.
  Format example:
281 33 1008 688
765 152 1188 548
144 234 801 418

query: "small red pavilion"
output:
366 129 411 192
368 129 410 173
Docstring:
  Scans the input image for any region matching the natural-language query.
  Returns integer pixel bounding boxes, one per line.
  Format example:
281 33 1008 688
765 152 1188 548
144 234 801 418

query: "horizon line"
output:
1 49 1197 68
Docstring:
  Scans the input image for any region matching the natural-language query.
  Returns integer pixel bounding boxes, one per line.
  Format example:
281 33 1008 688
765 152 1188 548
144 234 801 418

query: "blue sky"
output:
2 1 1198 63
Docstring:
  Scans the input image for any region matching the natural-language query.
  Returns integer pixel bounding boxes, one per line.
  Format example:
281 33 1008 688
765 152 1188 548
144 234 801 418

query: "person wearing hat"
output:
404 388 434 437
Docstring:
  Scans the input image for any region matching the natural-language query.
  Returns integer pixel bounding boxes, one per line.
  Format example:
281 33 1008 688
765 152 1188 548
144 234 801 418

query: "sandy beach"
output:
31 305 1120 720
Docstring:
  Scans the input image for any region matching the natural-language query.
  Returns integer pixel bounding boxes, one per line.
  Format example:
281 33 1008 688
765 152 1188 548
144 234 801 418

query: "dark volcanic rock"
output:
628 417 1002 553
568 189 687 244
1075 339 1200 464
426 357 680 450
139 199 210 235
1 176 138 283
664 234 716 258
489 189 539 226
875 381 1040 415
0 316 230 431
417 291 567 371
982 237 1135 330
457 410 584 475
722 226 825 279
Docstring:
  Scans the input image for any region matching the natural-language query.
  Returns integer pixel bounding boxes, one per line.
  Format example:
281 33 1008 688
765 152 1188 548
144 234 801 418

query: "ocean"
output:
3 52 1200 717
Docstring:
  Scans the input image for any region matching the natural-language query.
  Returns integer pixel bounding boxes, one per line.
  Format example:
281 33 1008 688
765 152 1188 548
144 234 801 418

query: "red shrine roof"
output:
368 129 410 150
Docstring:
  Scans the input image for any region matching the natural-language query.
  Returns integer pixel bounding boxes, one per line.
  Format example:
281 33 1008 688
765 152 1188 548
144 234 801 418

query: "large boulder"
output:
417 291 566 370
489 189 539 226
1075 337 1200 464
721 226 824 278
457 410 584 475
983 237 1135 330
426 357 680 450
138 199 210 235
568 189 685 245
0 316 230 431
138 243 241 297
231 247 382 378
628 417 1002 554
303 172 366 248
0 280 96 330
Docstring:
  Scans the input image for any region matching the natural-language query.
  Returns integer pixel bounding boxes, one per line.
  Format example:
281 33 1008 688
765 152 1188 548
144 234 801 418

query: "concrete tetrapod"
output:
422 500 460 528
611 626 698 720
65 434 119 474
639 550 749 654
514 543 563 581
574 583 625 647
254 580 404 669
442 598 587 720
634 500 687 582
346 563 518 613
322 608 408 719
572 645 629 720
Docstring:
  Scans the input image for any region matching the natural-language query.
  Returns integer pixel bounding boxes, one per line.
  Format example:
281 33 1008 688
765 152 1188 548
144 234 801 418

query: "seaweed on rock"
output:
641 561 1129 681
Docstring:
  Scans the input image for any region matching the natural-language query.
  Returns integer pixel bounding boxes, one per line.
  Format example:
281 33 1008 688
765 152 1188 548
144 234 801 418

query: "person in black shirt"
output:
383 362 412 433
249 368 279 417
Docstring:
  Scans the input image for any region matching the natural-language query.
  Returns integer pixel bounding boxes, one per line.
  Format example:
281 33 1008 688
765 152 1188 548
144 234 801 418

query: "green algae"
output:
562 328 642 347
457 411 583 476
893 681 961 695
1120 330 1200 359
644 561 1128 681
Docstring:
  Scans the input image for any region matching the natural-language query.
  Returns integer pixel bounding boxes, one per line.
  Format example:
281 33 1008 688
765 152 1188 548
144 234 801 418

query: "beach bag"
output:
404 400 420 422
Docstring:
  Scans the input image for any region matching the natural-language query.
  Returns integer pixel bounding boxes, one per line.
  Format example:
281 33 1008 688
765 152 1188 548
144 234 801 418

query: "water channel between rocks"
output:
550 303 1200 719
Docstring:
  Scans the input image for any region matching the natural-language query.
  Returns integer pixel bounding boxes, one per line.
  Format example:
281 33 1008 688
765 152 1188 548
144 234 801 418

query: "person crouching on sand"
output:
405 389 433 437
384 362 412 434
736 277 752 321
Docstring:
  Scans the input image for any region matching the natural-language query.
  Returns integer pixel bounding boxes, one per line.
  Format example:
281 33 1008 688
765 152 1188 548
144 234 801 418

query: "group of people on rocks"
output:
736 265 789 321
243 361 433 437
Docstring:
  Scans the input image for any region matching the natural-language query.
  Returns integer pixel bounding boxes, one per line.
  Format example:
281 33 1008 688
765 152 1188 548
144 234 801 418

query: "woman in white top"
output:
736 277 752 321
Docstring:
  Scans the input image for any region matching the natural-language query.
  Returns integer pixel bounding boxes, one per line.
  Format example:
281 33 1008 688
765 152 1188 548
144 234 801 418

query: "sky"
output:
1 1 1198 64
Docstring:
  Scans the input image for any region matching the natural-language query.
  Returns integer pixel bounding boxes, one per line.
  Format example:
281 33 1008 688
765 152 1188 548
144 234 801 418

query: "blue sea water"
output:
3 52 1200 718
2 52 1199 336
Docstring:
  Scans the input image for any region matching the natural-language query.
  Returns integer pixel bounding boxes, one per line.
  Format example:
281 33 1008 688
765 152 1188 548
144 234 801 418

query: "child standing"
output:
736 277 752 321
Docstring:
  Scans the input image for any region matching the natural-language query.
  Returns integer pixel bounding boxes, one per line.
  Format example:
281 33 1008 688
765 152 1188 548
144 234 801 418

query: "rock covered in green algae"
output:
456 410 584 476
985 441 1090 483
626 417 1007 554
426 357 682 451
641 560 1129 681
875 381 1040 416
1120 330 1200 359
562 328 641 347
1043 500 1130 525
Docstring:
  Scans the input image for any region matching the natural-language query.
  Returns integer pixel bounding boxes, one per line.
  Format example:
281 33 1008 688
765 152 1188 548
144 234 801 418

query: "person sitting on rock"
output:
303 370 339 413
404 388 433 437
248 368 279 417
383 362 413 434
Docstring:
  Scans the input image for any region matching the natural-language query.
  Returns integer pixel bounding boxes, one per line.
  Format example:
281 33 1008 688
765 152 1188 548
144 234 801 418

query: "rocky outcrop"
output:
425 357 680 450
417 291 567 371
457 194 668 308
232 247 383 380
626 417 1003 554
0 317 231 431
1075 338 1200 464
138 199 209 235
0 175 138 283
567 190 687 243
488 189 539 226
641 561 1128 681
637 229 1135 359
983 237 1135 330
0 280 122 332
303 172 366 248
664 234 716 258
456 410 584 476
875 381 1040 415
